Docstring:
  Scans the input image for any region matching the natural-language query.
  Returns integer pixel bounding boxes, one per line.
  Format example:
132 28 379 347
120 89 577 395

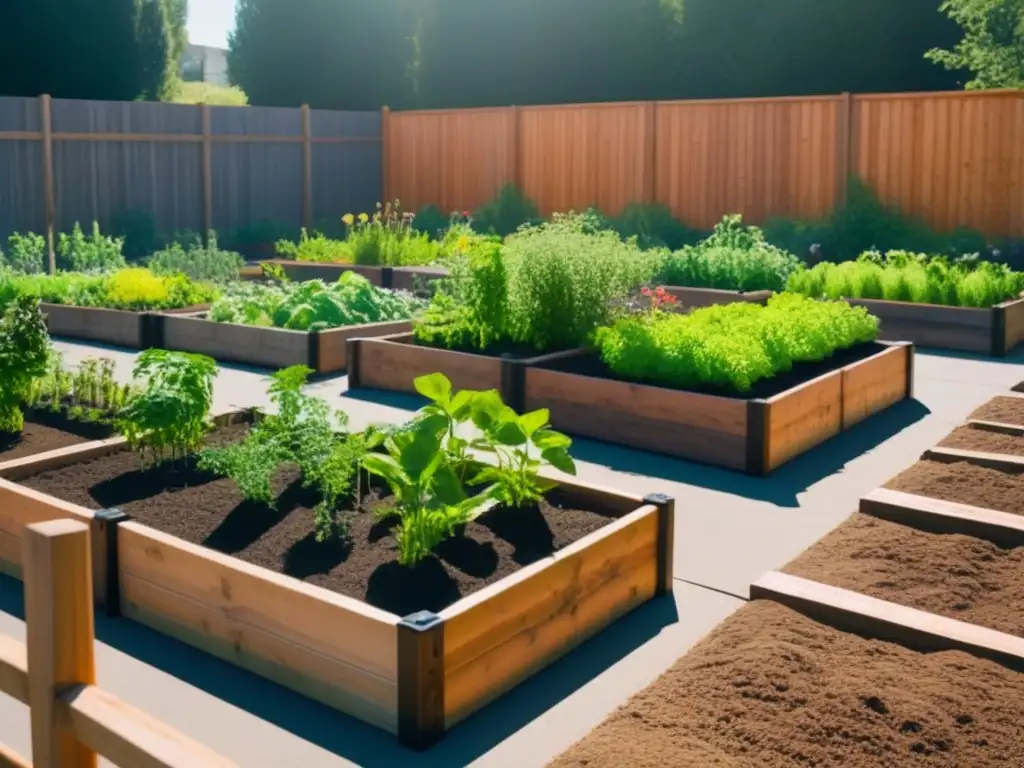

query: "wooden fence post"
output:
643 101 657 204
835 92 853 210
508 105 521 190
201 104 213 244
302 104 313 231
39 95 56 274
23 520 97 768
381 106 391 203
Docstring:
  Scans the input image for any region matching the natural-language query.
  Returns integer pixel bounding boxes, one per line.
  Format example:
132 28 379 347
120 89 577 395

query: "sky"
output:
187 0 236 49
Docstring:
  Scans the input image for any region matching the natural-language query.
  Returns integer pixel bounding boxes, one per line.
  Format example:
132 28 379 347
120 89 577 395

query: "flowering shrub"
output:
595 293 879 393
786 250 1024 308
640 285 679 311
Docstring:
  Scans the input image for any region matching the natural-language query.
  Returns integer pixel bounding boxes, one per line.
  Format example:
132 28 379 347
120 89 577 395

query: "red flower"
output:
462 210 471 217
641 287 652 296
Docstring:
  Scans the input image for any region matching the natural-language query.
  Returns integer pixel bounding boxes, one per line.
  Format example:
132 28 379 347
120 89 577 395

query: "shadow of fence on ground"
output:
0 572 677 767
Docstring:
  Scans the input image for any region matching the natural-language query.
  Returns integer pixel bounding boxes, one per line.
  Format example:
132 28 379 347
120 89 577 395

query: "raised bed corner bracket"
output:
93 508 130 617
397 610 445 751
643 493 676 597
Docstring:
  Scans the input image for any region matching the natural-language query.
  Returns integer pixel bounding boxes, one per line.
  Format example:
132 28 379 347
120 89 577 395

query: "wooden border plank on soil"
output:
859 487 1024 546
922 446 1024 472
967 419 1024 437
117 523 403 733
751 571 1024 670
0 437 128 481
162 314 412 374
660 286 772 309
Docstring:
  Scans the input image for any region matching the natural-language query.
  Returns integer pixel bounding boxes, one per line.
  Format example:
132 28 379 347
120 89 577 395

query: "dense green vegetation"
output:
1 268 219 311
207 271 424 331
147 235 245 284
0 296 51 434
787 251 1024 308
595 294 880 393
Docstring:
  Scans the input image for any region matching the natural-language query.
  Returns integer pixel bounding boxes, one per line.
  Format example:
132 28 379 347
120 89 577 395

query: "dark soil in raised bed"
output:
885 461 1024 516
20 425 616 615
534 342 886 400
0 419 96 462
551 601 1024 768
784 514 1024 637
970 396 1024 428
938 425 1024 456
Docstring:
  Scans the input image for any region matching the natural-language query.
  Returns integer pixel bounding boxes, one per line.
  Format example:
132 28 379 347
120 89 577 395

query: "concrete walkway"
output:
1 340 1021 767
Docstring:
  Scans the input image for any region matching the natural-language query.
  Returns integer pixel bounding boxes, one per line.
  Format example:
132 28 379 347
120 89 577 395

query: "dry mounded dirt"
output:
20 425 616 615
784 514 1024 637
551 602 1024 767
970 396 1024 428
885 460 1024 516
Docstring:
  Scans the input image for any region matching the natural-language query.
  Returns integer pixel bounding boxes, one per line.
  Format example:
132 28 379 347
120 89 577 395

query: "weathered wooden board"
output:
525 367 749 470
763 372 844 473
317 320 412 373
41 304 144 349
352 334 504 394
117 523 402 732
922 445 1024 472
1001 297 1024 355
751 571 1024 670
0 437 127 481
840 343 910 429
846 298 993 354
439 505 659 727
163 315 309 370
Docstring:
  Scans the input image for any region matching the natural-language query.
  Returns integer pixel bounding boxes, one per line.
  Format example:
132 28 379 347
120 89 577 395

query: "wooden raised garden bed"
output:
522 341 914 476
347 332 583 401
41 303 209 349
0 409 122 481
0 432 674 749
661 286 772 309
161 313 413 375
266 260 448 292
845 296 1024 356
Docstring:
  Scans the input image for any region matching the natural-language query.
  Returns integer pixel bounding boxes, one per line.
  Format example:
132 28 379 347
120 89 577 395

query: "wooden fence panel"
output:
852 90 1024 238
311 109 382 222
385 108 515 214
655 96 839 229
0 97 45 240
519 102 649 216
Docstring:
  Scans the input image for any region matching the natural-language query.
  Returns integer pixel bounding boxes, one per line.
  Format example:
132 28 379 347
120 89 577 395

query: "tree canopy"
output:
0 0 187 101
928 0 1024 88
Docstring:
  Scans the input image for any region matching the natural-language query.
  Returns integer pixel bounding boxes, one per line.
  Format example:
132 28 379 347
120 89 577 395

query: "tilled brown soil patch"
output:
784 514 1024 637
551 602 1024 768
0 421 89 462
20 426 615 615
970 396 1024 427
885 460 1024 516
939 425 1024 456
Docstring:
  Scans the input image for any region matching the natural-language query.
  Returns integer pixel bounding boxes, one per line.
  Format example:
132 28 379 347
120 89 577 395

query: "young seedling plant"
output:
363 372 577 566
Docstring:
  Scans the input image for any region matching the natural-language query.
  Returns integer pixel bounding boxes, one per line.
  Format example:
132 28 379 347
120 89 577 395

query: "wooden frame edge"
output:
967 419 1024 437
0 436 128 480
751 571 1024 671
859 487 1024 546
745 399 769 477
922 446 1024 472
397 611 445 751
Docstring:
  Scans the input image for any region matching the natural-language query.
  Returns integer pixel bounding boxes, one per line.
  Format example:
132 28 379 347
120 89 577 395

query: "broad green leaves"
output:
0 296 51 433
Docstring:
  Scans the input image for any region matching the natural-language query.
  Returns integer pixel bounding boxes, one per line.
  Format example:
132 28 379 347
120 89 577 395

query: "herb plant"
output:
275 229 353 263
1 232 47 274
6 268 219 311
207 271 424 330
658 214 802 292
595 293 880 393
56 222 127 273
0 296 51 434
117 350 217 467
148 233 245 283
26 354 133 426
199 365 369 540
786 250 1024 308
341 200 442 267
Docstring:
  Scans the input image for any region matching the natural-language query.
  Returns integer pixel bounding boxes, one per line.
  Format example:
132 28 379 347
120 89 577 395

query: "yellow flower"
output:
342 213 354 227
358 213 369 224
456 235 471 252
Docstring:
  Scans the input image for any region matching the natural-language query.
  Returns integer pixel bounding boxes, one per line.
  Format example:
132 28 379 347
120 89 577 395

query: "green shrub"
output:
111 209 158 262
56 222 127 273
1 232 47 274
275 228 352 263
595 293 879 393
208 271 425 330
786 250 1024 308
659 214 802 292
472 184 542 238
7 268 219 311
148 233 245 283
504 214 662 351
0 295 51 433
412 205 450 239
340 201 442 267
611 202 703 250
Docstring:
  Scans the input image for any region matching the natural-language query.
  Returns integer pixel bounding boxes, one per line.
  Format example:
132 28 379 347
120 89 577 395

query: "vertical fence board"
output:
0 97 45 240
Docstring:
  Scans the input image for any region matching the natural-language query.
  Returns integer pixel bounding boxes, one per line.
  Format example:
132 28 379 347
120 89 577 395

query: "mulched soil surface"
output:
784 514 1024 637
885 461 1024 517
550 602 1024 768
970 396 1024 427
0 421 89 462
20 425 615 615
537 342 883 400
938 425 1024 456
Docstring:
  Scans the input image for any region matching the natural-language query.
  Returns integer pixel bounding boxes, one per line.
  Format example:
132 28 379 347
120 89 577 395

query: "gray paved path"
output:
1 339 1021 767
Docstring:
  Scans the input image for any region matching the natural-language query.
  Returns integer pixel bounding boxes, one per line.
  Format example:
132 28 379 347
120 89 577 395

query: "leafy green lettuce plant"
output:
116 349 217 467
0 296 51 433
595 293 879 393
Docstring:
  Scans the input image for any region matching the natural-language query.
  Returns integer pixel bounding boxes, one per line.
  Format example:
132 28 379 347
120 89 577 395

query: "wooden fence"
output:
0 96 382 245
384 90 1024 238
0 519 234 767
